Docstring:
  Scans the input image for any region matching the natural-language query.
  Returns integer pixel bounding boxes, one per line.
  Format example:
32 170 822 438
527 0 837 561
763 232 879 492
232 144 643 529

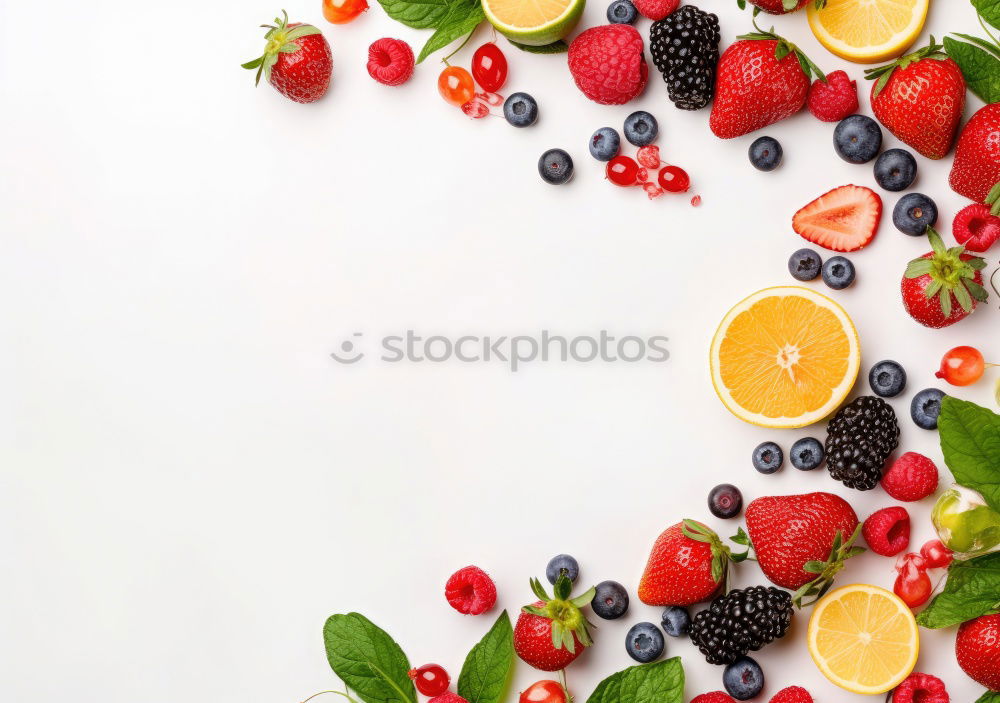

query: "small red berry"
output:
409 664 450 697
881 452 938 502
445 565 497 615
863 506 910 557
936 346 986 386
472 43 508 93
807 70 859 123
519 680 567 703
607 156 640 186
658 165 690 193
768 687 813 703
891 673 949 703
637 145 661 169
894 565 932 608
953 203 1000 253
367 38 415 87
895 552 926 574
691 693 738 703
438 67 475 107
323 0 368 23
919 539 953 569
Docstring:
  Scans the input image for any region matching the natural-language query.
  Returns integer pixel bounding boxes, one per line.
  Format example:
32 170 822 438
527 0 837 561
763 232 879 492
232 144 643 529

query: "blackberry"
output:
825 396 900 490
649 6 720 110
689 586 793 665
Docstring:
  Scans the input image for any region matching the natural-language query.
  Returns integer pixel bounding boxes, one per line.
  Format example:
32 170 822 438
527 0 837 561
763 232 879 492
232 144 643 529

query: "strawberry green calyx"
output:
793 523 865 607
987 183 1000 216
905 227 989 318
683 519 749 594
737 20 827 82
865 38 948 97
522 573 596 654
241 10 321 86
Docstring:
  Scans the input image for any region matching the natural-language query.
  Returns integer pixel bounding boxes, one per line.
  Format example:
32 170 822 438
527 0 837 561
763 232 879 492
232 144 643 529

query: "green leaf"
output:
939 397 1000 513
976 692 1000 703
973 0 1000 30
954 33 1000 60
323 613 417 703
416 0 485 63
457 611 514 703
905 259 934 278
916 552 1000 628
509 39 569 54
587 658 685 703
944 36 1000 103
377 0 450 29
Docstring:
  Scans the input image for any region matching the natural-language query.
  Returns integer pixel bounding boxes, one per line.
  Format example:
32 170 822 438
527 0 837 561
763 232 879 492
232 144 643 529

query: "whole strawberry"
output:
956 614 1000 691
568 24 648 105
866 40 965 159
743 492 862 606
514 573 596 671
638 520 745 606
950 102 1000 203
242 10 332 103
746 0 811 13
902 227 987 328
710 23 825 139
807 70 858 122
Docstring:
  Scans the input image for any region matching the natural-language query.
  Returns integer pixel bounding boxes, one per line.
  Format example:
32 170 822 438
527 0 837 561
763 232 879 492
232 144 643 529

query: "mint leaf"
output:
976 692 1000 703
416 0 484 63
944 35 1000 103
457 611 514 703
939 397 1000 512
509 40 569 54
974 0 1000 30
587 658 684 703
323 613 417 703
377 0 450 29
916 552 1000 628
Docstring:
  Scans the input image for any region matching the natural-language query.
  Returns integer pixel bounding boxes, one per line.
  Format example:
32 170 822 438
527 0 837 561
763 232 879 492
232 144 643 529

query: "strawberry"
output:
638 520 746 606
710 23 826 139
956 614 1000 691
902 227 987 328
806 70 858 122
792 185 883 252
769 687 813 703
950 103 1000 203
513 573 596 671
744 0 811 13
242 11 332 103
865 40 966 159
742 492 862 606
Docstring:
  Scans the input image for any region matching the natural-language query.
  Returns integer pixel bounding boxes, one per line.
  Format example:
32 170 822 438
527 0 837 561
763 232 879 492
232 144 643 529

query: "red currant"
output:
936 345 986 386
408 664 450 697
606 155 640 186
471 43 508 93
658 165 690 193
894 568 932 608
919 539 954 569
322 0 368 24
520 680 567 703
438 66 475 107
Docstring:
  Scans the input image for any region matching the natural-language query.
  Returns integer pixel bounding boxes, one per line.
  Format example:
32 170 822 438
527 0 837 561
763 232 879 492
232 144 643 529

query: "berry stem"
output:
442 32 475 65
558 669 573 703
301 691 362 703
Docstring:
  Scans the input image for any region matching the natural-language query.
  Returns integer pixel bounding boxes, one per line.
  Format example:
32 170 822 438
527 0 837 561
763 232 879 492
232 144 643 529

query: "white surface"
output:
1 0 997 701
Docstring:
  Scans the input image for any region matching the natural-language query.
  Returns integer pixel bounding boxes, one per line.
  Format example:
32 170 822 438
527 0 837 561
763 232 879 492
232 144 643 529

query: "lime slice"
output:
482 0 585 47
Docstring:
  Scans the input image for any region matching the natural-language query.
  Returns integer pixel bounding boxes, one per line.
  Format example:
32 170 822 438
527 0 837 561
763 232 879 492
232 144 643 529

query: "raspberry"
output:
691 693 737 703
891 673 949 703
568 24 648 105
807 70 859 122
768 687 813 703
881 452 938 501
953 203 1000 253
632 0 679 20
863 506 910 557
445 565 497 615
367 38 414 86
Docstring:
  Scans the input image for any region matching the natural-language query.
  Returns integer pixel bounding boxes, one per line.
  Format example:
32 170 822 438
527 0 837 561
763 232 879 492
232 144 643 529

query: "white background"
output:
1 0 998 701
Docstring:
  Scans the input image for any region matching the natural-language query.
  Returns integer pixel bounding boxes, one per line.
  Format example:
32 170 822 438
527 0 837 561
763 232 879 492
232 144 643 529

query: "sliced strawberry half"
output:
793 185 883 252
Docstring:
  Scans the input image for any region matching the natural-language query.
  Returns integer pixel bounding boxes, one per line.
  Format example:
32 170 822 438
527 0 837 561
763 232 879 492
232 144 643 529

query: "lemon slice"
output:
808 0 928 63
482 0 585 47
808 584 919 694
709 286 860 428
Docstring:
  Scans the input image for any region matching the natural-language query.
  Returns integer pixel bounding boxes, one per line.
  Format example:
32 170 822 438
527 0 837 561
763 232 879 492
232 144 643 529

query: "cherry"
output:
894 568 932 608
408 664 450 697
520 680 567 703
658 165 690 193
438 66 475 107
472 43 508 93
919 539 954 569
606 155 640 186
936 345 987 386
322 0 368 23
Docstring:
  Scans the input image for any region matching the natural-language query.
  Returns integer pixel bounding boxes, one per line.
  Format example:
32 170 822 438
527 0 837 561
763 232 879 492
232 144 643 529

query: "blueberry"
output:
591 580 629 620
723 657 765 701
822 255 855 289
545 554 579 584
503 92 538 128
708 483 743 519
833 115 882 164
538 149 573 185
589 127 621 162
625 622 664 663
623 111 658 147
748 136 782 172
788 248 822 281
789 437 825 471
752 441 783 474
607 0 638 23
911 388 946 430
873 148 917 191
660 606 690 637
893 193 937 236
869 360 906 398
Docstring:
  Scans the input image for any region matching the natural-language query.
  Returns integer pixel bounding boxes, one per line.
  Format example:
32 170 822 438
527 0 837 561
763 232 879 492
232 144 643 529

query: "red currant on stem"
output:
919 539 953 569
607 155 640 186
894 568 932 608
658 165 690 193
322 0 368 24
409 664 450 697
936 345 994 386
438 66 475 107
472 43 508 93
520 680 567 703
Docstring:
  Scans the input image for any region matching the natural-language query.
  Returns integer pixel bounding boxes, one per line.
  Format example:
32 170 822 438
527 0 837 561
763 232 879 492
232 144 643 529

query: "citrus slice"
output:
482 0 585 47
808 0 928 64
709 286 859 428
808 584 919 694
